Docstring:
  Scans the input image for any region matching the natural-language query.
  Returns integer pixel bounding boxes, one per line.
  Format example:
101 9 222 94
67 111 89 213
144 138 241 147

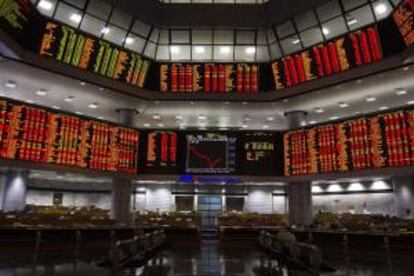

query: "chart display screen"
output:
186 133 236 174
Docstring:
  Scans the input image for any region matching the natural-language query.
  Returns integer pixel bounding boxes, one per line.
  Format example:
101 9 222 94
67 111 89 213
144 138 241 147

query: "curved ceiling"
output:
105 0 331 28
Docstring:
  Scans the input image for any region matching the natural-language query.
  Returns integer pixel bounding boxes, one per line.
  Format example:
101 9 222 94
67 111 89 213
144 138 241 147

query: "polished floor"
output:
0 235 413 276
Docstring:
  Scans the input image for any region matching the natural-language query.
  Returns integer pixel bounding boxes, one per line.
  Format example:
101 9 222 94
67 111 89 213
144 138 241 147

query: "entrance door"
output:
198 196 222 232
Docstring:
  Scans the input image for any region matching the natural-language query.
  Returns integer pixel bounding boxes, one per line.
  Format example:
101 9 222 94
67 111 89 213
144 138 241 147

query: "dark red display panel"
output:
0 99 139 173
160 63 259 94
272 26 383 90
393 0 414 46
284 110 414 176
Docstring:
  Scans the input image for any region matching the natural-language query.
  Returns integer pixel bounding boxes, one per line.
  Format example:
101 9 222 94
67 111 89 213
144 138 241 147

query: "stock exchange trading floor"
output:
0 234 413 276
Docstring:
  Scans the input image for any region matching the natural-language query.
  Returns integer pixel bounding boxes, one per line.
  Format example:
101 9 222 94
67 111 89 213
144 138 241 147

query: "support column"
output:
111 108 138 223
285 110 312 226
392 176 414 218
288 182 312 226
285 110 307 129
2 171 28 212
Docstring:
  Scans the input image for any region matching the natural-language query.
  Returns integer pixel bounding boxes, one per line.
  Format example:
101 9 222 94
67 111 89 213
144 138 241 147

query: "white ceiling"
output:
0 58 413 130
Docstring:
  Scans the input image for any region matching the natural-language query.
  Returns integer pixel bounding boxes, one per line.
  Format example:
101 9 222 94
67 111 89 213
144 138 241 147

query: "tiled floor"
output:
0 235 413 275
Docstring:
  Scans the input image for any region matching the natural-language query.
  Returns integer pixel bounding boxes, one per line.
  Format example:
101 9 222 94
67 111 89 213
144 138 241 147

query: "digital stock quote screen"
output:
185 133 236 174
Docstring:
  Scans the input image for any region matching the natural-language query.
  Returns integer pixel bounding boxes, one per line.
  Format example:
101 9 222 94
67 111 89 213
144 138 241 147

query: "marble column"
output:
287 182 312 226
285 110 312 226
111 108 138 223
392 176 414 218
2 170 29 212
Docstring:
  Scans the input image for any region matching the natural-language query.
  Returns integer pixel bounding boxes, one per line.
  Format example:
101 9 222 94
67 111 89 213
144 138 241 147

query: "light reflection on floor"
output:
0 236 413 275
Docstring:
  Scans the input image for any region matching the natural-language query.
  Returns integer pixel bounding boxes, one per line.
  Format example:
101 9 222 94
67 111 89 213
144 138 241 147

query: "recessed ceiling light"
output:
51 105 61 110
266 116 275 121
194 46 205 53
220 46 231 54
366 96 376 102
143 123 151 127
315 107 324 113
36 89 48 96
379 106 389 111
88 103 99 109
308 120 317 125
355 111 362 115
395 88 407 95
179 125 186 129
80 81 86 86
170 46 180 54
322 28 330 35
176 115 183 120
157 123 164 127
374 3 388 15
5 81 16 88
198 115 207 120
242 125 249 129
338 102 349 108
64 96 75 102
38 0 53 10
245 47 256 54
347 18 358 25
97 116 105 120
152 114 162 120
56 175 63 180
25 100 34 104
407 100 414 105
70 13 82 23
292 39 301 45
330 116 339 120
75 111 83 115
101 27 110 34
262 125 269 129
125 37 134 45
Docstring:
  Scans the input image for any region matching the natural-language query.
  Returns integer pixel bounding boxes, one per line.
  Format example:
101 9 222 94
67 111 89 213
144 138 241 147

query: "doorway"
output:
198 196 222 232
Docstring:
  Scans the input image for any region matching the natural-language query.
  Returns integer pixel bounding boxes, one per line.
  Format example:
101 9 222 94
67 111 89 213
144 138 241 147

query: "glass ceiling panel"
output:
35 0 396 62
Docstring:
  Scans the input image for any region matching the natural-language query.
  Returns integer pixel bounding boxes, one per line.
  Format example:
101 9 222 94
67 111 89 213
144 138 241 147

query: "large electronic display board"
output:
185 133 237 174
0 98 139 174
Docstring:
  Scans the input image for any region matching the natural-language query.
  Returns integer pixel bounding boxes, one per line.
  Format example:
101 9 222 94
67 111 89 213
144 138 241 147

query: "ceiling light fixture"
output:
266 116 275 121
157 123 164 127
242 125 249 129
407 100 414 105
125 37 135 45
152 114 162 120
36 89 48 96
143 123 151 127
292 39 301 45
194 46 205 53
25 100 34 104
198 115 207 120
375 3 388 15
101 27 110 34
88 102 99 109
366 96 376 102
80 81 86 86
38 0 53 10
330 116 339 120
347 18 358 25
5 81 16 88
379 106 389 111
64 96 75 102
75 111 83 115
322 27 330 35
395 88 407 95
51 105 61 110
245 47 256 54
220 46 231 54
263 125 269 129
315 107 324 113
338 102 349 108
170 46 180 54
308 120 317 125
70 13 82 23
176 115 183 120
